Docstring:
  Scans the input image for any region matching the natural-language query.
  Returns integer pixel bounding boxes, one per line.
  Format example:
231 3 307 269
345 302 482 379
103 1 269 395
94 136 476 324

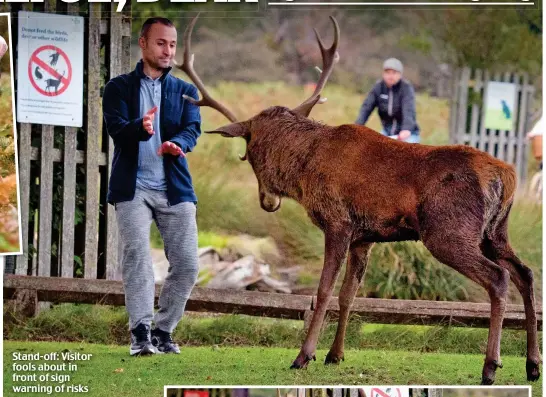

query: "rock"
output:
198 246 222 265
207 255 261 289
223 235 281 264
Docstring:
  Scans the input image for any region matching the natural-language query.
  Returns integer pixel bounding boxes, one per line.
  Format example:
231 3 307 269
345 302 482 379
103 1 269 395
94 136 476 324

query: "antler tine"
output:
174 13 238 123
292 16 340 117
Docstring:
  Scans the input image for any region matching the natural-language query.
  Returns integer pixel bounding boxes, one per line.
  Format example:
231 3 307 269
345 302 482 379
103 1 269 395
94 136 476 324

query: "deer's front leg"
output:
291 229 351 369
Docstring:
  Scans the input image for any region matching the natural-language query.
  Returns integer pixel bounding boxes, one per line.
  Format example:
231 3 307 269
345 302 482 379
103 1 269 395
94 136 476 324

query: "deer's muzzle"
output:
260 191 281 212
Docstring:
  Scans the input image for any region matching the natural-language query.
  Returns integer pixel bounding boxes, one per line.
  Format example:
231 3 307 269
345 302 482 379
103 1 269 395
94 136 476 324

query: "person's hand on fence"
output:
158 141 185 157
399 130 411 140
143 106 158 135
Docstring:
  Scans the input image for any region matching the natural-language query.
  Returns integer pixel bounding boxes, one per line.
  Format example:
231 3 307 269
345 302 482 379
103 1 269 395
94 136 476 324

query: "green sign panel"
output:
484 82 517 132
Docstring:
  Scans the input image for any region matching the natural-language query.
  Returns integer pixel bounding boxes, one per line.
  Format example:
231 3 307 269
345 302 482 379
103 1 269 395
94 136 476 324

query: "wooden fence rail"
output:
4 275 542 330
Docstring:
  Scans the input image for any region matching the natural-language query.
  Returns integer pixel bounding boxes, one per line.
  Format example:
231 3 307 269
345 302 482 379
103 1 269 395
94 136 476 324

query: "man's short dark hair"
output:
140 17 175 39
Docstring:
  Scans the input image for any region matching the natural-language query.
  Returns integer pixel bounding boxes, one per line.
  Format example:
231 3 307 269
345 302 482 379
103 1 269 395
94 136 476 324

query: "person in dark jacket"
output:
355 58 420 143
102 17 201 357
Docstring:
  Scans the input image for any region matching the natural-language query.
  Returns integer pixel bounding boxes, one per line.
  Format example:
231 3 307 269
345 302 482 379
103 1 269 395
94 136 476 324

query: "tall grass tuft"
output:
365 242 469 301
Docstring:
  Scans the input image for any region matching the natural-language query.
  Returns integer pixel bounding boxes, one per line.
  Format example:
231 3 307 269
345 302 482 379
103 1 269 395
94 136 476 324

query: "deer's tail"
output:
478 158 517 239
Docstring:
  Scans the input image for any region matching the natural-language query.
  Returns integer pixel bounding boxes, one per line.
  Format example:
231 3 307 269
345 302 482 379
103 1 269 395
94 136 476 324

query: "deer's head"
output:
174 14 340 212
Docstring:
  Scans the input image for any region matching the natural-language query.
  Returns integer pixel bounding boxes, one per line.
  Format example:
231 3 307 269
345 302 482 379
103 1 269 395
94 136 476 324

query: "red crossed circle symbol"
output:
27 45 72 97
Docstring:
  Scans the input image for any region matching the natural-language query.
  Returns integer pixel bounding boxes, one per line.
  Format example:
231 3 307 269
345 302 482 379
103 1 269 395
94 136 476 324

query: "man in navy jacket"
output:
355 58 420 143
102 17 201 356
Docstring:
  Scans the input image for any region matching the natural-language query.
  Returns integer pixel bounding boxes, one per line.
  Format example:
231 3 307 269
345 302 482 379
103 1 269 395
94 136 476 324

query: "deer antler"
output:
291 16 340 117
174 13 238 124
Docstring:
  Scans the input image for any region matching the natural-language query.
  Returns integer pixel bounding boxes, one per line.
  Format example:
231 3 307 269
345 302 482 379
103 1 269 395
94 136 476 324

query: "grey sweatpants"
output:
115 187 199 333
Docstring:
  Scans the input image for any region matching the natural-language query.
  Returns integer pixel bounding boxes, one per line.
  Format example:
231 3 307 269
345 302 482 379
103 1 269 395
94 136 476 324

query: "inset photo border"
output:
0 12 22 256
163 386 532 397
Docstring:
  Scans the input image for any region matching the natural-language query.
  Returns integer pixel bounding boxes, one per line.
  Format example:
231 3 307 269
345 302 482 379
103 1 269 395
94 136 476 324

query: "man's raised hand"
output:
143 106 158 135
158 141 185 157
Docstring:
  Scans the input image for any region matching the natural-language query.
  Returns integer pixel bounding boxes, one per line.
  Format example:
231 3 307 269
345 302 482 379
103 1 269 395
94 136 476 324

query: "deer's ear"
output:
205 122 248 138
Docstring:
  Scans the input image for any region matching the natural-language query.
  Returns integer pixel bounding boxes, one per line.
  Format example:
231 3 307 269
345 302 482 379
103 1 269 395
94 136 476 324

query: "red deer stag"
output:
175 14 540 385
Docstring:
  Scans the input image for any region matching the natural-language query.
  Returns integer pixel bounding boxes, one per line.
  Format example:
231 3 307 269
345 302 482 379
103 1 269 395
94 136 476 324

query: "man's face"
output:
383 69 401 88
139 23 177 70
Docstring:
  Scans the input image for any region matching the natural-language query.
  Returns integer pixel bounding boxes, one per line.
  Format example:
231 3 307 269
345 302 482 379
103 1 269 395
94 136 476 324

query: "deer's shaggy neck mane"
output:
249 110 330 199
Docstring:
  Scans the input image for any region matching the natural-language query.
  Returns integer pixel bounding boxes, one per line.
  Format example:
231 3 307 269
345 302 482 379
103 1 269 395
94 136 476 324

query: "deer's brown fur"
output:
210 107 541 385
176 15 541 386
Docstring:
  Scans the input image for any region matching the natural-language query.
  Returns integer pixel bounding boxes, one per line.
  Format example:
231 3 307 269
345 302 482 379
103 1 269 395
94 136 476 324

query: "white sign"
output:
360 388 410 397
17 11 84 127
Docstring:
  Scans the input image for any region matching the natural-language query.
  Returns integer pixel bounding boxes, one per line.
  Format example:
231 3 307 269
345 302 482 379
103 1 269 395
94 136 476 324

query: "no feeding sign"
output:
17 11 84 127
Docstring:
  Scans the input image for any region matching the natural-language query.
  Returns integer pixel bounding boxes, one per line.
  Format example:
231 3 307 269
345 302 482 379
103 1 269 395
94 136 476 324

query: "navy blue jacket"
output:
102 60 201 206
355 79 419 136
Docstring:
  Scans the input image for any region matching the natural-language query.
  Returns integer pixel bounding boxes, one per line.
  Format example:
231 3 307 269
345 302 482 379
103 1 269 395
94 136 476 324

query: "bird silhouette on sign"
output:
501 100 511 119
34 66 43 80
49 51 60 66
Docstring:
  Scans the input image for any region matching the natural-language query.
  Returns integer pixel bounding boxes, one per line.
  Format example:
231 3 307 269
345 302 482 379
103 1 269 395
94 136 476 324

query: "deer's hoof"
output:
526 359 540 382
290 361 307 370
480 376 494 386
481 360 502 385
324 351 344 365
290 352 316 369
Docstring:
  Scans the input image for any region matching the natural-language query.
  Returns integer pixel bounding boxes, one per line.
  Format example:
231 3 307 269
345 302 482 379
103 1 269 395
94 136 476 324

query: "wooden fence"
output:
449 67 536 183
4 275 542 330
1 1 131 281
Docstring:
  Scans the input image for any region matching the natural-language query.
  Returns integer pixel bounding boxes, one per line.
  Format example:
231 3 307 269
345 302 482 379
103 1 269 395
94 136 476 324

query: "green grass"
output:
3 341 541 397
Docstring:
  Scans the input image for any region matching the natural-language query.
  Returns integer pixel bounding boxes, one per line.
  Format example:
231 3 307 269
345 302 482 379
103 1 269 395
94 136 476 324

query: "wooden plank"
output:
3 275 541 329
522 91 533 184
30 147 107 165
487 131 497 156
507 74 520 165
448 68 460 144
469 69 482 148
104 4 123 280
84 4 102 279
456 68 470 144
477 70 490 152
121 12 132 74
15 124 31 275
61 132 77 278
100 18 131 37
60 2 80 279
3 275 313 320
515 73 530 184
15 0 37 276
37 125 54 277
319 296 540 330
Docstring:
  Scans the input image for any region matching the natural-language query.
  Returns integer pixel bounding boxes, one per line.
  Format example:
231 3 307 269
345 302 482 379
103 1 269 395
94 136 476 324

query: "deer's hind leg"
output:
325 241 373 365
423 229 509 385
481 211 541 382
419 181 510 385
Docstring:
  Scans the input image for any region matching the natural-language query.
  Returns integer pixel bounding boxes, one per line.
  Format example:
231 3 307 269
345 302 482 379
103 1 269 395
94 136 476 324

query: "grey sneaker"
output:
130 323 156 356
151 328 180 354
